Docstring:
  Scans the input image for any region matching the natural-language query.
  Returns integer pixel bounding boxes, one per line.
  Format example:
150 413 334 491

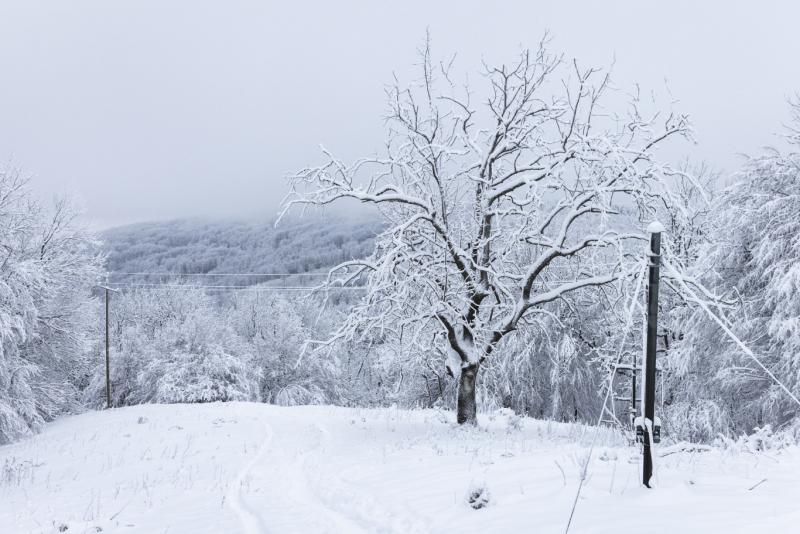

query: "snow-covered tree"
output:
282 38 693 424
0 168 102 443
229 293 335 405
673 101 800 437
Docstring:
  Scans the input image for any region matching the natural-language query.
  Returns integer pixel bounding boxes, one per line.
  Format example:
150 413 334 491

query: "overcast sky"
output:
0 1 798 228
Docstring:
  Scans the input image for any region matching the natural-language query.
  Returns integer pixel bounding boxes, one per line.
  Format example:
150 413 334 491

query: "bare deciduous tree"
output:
281 38 692 424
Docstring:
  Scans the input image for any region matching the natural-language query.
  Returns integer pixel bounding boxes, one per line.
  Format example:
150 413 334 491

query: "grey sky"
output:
0 1 798 228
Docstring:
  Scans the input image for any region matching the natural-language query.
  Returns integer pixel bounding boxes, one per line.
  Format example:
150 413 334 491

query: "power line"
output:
662 258 800 409
105 283 366 292
108 271 330 277
107 272 600 285
564 259 647 534
109 283 326 289
105 272 367 292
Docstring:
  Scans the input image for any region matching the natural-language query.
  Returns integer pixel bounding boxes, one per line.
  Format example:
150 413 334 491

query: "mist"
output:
0 1 797 227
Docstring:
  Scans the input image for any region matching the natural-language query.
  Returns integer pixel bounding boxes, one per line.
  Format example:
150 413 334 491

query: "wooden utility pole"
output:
642 221 663 488
105 286 111 409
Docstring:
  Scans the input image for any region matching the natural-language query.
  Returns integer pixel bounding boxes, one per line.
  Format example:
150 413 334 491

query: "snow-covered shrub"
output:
86 288 257 406
503 409 523 433
663 400 727 443
144 301 255 403
86 287 360 408
273 384 326 406
716 424 798 452
140 346 254 403
493 408 524 432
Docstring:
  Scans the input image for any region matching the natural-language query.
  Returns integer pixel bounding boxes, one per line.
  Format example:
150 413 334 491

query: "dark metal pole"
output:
105 286 111 409
643 222 663 488
631 357 637 427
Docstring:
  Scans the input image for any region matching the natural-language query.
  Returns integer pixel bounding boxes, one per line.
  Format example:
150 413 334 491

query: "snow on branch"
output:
281 37 693 374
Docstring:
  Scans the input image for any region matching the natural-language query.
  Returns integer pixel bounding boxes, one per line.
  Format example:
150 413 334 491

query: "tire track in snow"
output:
301 423 430 534
227 413 368 534
226 417 273 534
284 423 372 534
228 412 423 533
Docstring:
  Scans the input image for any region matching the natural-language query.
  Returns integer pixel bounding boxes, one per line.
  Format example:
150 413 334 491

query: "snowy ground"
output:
1 403 798 534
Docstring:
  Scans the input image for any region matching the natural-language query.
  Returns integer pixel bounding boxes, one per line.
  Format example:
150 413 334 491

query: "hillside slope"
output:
1 403 798 534
102 215 382 285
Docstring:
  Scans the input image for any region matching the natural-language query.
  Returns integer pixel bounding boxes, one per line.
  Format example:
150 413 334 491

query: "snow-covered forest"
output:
4 56 800 447
103 216 382 284
2 6 800 531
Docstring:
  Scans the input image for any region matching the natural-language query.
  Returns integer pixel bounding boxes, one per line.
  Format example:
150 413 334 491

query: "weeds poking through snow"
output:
498 408 523 433
466 481 491 510
1 457 37 487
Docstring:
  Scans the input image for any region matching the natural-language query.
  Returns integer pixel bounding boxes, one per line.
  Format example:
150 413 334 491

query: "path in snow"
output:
1 403 800 534
234 419 373 533
226 412 273 534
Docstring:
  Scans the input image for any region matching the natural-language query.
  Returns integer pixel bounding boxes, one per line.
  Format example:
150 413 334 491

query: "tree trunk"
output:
457 364 479 425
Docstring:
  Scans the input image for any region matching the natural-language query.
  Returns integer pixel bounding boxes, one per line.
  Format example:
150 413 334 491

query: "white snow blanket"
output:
1 403 798 533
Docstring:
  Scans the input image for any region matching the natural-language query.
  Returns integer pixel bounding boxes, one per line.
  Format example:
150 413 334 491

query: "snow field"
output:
1 403 799 533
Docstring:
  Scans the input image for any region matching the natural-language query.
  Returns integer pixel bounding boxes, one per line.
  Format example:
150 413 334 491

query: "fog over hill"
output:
101 215 383 285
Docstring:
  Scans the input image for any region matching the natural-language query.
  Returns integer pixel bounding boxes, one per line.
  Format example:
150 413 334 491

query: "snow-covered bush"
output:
86 288 257 406
663 400 727 443
716 424 798 452
85 287 362 408
140 346 254 403
137 313 256 404
497 408 523 432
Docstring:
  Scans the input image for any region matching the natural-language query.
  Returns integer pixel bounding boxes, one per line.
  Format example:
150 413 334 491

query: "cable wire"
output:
564 259 647 534
108 271 329 277
662 258 800 409
104 283 366 292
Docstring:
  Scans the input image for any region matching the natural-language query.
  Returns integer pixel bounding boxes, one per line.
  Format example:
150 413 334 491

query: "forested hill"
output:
101 215 382 285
